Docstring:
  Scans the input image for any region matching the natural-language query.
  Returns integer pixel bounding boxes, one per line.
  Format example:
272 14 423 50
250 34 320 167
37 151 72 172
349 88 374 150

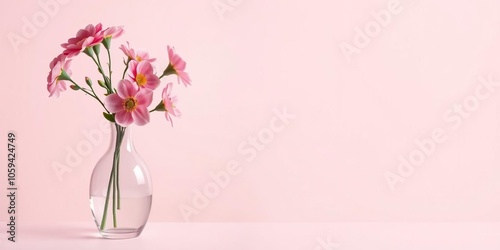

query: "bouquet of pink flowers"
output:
47 23 191 232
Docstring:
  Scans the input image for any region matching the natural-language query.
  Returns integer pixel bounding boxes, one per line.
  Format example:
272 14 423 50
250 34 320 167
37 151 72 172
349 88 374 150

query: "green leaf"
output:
103 112 115 122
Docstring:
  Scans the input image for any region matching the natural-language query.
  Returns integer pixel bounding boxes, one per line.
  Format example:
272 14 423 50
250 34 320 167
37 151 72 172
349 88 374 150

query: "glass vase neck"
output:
108 123 134 153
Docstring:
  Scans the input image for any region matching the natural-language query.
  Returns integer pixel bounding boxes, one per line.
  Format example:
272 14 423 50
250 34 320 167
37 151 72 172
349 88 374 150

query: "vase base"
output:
99 227 144 239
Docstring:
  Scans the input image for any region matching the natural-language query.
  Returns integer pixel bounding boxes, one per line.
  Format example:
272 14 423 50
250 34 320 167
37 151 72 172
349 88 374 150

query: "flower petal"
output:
47 82 58 97
168 46 174 61
81 36 95 48
136 50 156 62
113 27 124 38
129 60 139 75
173 107 182 117
165 82 173 96
164 112 173 127
117 79 137 98
132 107 150 126
120 42 135 59
136 88 153 107
173 57 186 71
115 111 133 127
104 93 124 113
95 23 103 32
59 81 67 91
145 74 160 90
137 61 153 74
178 71 191 87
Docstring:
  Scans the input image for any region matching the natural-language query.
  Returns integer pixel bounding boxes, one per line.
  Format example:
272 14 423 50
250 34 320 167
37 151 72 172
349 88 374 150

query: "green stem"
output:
88 83 109 113
116 126 125 210
111 125 123 228
122 59 130 80
116 155 121 210
96 53 103 72
99 162 115 230
107 48 113 84
116 138 122 209
112 164 117 228
69 80 110 114
90 55 111 93
99 124 125 230
92 56 106 79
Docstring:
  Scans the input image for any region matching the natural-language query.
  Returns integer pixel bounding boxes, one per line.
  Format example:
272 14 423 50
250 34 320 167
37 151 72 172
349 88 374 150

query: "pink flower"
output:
102 25 124 39
119 42 156 62
162 83 181 126
104 79 153 127
129 61 160 90
61 23 104 57
167 46 191 87
47 54 72 98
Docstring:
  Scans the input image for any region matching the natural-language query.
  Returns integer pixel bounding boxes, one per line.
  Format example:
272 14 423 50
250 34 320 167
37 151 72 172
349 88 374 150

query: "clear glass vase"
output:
89 123 153 239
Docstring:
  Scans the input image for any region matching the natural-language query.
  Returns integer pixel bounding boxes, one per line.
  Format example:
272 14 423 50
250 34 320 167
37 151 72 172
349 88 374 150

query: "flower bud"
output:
85 77 92 86
98 80 106 88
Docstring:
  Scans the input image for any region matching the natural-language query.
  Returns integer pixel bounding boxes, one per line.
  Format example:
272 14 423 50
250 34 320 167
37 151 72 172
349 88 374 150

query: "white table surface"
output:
1 222 499 250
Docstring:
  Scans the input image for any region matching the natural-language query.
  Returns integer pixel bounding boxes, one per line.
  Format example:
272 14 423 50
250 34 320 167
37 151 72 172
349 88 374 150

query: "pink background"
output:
2 0 500 226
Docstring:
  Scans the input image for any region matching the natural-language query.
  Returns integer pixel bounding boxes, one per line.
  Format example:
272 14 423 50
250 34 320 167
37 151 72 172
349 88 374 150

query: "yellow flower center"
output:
123 97 138 112
136 73 147 87
136 56 142 61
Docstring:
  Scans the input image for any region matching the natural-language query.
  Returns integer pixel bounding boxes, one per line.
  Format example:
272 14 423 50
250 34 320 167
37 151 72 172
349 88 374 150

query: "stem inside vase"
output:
100 123 126 230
